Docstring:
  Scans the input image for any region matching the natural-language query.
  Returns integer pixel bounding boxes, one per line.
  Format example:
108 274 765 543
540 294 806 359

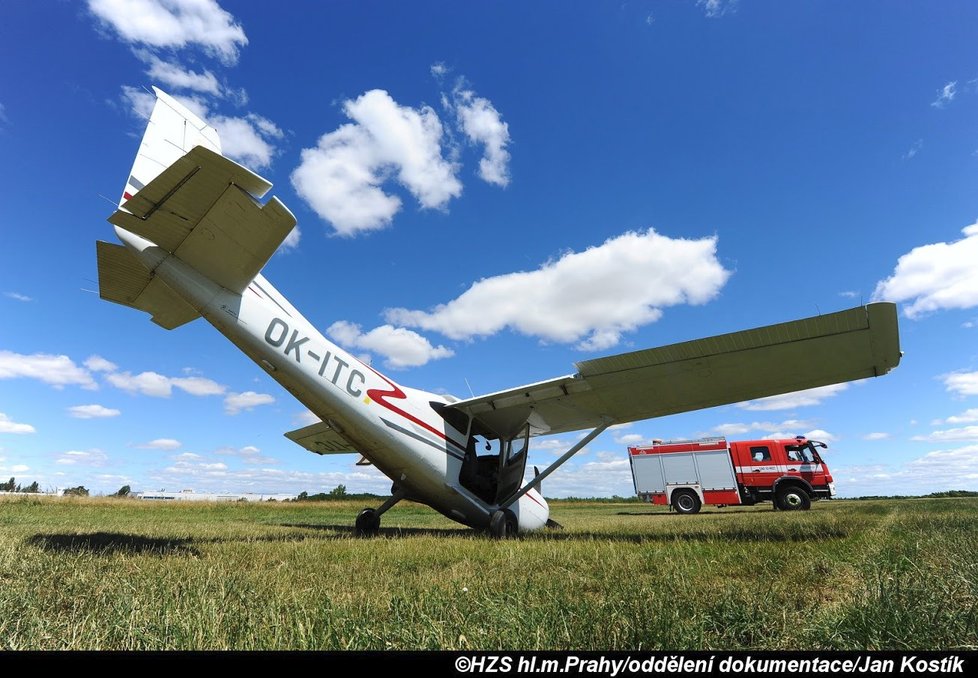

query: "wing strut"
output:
499 417 613 509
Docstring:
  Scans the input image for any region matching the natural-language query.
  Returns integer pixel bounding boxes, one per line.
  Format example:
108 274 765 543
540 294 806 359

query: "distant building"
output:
134 489 297 502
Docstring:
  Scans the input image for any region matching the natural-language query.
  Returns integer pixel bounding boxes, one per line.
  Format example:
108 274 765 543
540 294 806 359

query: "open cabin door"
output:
493 426 529 505
453 419 530 506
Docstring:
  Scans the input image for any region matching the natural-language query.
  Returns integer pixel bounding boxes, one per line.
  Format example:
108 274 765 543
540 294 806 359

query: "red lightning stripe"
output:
364 366 452 444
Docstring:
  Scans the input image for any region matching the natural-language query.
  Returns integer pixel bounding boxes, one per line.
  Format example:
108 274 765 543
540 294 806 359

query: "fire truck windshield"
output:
787 442 823 463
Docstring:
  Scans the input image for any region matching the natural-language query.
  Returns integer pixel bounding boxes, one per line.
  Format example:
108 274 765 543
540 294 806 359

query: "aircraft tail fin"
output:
96 240 201 330
120 87 221 206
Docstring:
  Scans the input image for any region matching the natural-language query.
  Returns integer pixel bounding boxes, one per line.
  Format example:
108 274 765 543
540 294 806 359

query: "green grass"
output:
0 496 975 650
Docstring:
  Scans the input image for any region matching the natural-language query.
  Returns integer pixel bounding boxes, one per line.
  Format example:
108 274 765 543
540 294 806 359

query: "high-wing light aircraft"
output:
97 89 902 537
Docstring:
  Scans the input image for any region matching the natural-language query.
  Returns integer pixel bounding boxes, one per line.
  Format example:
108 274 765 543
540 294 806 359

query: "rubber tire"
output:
776 485 811 511
489 509 518 539
355 508 381 537
672 489 702 515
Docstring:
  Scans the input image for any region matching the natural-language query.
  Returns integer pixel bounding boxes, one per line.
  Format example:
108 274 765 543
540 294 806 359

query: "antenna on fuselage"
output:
464 378 475 398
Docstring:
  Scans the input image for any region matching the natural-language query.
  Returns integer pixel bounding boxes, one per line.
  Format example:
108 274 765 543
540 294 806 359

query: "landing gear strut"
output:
354 489 405 537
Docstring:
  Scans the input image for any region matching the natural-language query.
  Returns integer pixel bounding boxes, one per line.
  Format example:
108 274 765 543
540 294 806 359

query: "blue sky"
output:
2 0 978 498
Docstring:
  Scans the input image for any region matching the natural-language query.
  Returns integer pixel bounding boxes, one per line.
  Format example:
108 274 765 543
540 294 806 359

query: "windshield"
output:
787 443 821 463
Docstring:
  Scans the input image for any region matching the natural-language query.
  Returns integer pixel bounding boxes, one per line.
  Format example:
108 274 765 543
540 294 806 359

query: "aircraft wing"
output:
445 303 901 438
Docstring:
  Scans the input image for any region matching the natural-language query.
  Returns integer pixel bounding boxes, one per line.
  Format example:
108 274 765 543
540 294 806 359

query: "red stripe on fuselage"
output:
365 366 452 444
524 489 547 510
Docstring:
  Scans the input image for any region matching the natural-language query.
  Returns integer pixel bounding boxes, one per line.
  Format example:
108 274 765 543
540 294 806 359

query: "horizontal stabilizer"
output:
285 420 361 456
96 241 200 330
108 146 296 293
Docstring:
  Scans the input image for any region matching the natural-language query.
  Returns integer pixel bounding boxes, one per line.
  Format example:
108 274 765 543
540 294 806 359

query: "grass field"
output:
0 495 975 650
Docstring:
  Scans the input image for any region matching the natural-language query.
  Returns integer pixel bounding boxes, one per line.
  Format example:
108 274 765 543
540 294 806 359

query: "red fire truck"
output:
627 436 835 514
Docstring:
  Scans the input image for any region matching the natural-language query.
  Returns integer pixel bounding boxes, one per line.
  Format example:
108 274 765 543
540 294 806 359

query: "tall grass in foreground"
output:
0 496 975 650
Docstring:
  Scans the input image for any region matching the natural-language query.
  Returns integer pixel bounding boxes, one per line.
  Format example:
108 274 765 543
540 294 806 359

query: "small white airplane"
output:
97 89 902 537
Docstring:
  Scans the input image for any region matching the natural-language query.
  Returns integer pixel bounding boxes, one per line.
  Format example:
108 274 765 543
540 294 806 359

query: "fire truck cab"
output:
628 436 835 514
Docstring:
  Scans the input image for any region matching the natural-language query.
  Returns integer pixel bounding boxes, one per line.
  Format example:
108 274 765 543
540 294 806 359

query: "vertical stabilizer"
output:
120 87 222 205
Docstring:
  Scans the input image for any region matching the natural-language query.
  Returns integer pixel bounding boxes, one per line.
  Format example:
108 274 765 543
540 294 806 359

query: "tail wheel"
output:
489 509 518 539
776 486 811 511
671 489 702 515
355 508 381 537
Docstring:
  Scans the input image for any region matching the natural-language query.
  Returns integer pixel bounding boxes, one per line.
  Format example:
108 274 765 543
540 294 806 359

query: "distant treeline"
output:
292 486 384 502
0 478 39 493
849 490 978 500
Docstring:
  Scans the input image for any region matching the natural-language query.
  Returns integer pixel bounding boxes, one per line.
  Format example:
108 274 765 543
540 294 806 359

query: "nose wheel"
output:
489 508 518 539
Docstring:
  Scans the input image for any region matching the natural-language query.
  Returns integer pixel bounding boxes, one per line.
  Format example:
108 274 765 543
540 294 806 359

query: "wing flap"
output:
285 421 361 456
446 303 901 437
96 241 200 330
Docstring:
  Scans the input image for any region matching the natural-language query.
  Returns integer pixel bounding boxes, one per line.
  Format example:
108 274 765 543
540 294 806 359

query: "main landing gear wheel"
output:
355 508 381 537
671 489 702 515
776 486 811 511
489 509 518 539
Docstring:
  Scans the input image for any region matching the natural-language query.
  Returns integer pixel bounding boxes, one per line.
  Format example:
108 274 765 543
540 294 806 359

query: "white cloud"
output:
88 0 248 64
539 455 634 498
68 404 121 419
903 139 923 160
215 444 277 464
107 370 225 397
614 433 646 446
0 351 97 390
736 384 848 411
211 113 282 170
698 0 737 18
121 85 156 119
708 419 814 437
174 452 201 461
944 371 978 397
430 62 448 78
4 292 32 302
943 408 978 425
327 321 453 369
0 413 35 435
912 426 978 443
450 86 511 187
931 81 957 108
291 89 462 236
56 449 107 466
805 429 836 443
144 55 221 95
10 465 29 473
170 376 225 396
137 438 182 450
279 226 301 252
873 222 978 318
386 229 730 350
863 432 891 441
294 410 319 427
84 355 118 373
224 391 274 414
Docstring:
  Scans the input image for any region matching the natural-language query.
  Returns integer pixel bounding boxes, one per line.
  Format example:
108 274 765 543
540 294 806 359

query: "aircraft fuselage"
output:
114 225 550 532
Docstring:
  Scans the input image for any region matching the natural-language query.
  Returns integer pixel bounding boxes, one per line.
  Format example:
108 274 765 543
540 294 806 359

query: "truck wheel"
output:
776 486 811 511
671 489 701 515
